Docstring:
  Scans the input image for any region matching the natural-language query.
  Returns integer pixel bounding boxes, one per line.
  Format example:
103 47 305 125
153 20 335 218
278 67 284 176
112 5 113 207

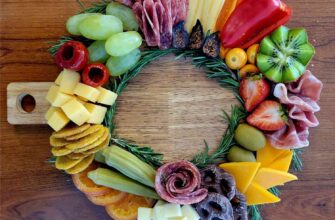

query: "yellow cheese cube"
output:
97 87 118 106
46 85 73 107
45 106 60 120
61 99 90 126
85 103 107 124
54 71 64 85
47 109 70 131
59 69 80 94
74 83 101 102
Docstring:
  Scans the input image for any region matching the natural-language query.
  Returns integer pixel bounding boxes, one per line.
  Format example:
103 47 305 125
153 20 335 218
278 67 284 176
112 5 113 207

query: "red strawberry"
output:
239 75 270 112
247 100 287 131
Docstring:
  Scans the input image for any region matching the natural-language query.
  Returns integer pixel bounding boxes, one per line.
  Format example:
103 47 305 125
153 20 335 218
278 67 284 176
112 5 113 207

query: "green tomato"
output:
106 48 141 76
105 31 142 57
88 41 110 63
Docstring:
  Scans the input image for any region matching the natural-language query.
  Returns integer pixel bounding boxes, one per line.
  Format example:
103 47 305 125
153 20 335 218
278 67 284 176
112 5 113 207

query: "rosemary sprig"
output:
269 187 281 196
46 156 56 165
77 0 109 14
249 205 263 220
292 148 303 171
191 106 247 168
111 138 163 168
48 36 74 56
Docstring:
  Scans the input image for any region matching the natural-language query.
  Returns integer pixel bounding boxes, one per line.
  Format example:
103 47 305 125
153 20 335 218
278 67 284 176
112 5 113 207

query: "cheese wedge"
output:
253 168 297 189
74 83 101 102
257 141 291 167
47 108 70 131
85 103 107 124
61 99 90 126
219 162 261 193
244 182 280 205
97 87 118 106
59 69 80 94
267 151 293 172
46 85 73 107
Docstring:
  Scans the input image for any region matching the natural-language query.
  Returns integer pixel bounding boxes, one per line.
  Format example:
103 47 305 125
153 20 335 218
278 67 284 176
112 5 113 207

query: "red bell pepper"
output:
220 0 292 49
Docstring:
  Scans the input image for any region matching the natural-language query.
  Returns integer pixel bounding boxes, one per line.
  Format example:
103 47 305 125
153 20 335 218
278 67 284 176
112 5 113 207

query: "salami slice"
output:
157 0 173 49
155 160 208 205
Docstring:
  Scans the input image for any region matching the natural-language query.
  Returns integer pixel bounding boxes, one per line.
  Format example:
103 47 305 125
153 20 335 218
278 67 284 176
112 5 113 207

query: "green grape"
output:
88 40 110 63
79 14 123 40
106 2 139 31
66 13 99 35
105 31 142 57
106 48 141 76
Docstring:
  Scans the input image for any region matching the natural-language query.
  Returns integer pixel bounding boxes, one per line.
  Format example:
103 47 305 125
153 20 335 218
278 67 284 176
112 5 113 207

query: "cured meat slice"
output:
158 0 173 49
142 0 161 46
155 160 208 205
171 0 189 25
133 2 144 30
116 0 135 7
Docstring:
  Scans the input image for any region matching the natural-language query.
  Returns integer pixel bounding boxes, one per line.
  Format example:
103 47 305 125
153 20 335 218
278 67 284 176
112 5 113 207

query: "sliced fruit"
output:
246 44 259 64
257 26 315 83
253 168 297 189
215 0 239 32
72 163 111 196
257 141 291 168
87 188 127 206
239 75 270 112
105 194 154 220
225 48 247 70
247 100 287 131
239 64 259 78
219 45 230 59
244 182 280 205
234 124 266 151
219 162 261 193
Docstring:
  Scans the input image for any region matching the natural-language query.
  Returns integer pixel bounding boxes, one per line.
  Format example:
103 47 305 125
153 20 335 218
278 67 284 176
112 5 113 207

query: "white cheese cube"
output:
61 99 90 126
181 205 200 220
155 200 167 207
154 203 182 220
168 217 188 220
59 69 80 94
97 87 117 106
46 85 73 107
85 103 107 124
55 71 64 85
74 83 100 102
138 208 153 220
47 108 70 131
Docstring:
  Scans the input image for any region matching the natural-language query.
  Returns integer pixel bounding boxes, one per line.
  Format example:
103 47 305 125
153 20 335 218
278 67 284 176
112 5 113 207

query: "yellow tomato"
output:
225 48 247 70
247 44 260 64
239 64 259 78
220 46 231 59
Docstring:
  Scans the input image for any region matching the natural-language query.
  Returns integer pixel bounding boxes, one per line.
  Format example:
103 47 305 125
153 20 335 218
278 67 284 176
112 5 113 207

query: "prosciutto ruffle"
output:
266 71 323 149
155 160 208 205
133 0 188 49
116 0 134 7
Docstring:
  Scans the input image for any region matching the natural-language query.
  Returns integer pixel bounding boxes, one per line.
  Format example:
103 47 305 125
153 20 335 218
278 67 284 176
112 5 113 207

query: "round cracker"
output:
67 152 88 160
52 124 90 139
66 127 105 151
66 125 104 141
51 146 72 157
65 154 94 174
74 128 109 153
50 136 72 147
83 134 110 155
55 156 83 170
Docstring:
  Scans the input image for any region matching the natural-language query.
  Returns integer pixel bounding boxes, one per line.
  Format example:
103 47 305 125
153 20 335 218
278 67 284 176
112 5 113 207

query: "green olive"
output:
227 145 256 162
234 124 266 151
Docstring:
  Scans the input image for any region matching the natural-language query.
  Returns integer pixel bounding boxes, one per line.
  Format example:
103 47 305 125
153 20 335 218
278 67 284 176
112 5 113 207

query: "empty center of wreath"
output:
115 55 238 161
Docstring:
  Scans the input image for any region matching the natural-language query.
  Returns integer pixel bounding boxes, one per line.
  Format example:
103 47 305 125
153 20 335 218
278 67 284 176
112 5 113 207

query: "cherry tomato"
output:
55 41 89 71
225 48 247 70
82 63 110 87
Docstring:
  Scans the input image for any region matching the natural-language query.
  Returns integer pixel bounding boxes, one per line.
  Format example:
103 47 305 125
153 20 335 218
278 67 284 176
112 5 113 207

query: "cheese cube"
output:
54 71 64 85
46 85 73 107
97 87 118 106
181 205 200 220
47 109 70 131
61 99 90 126
74 83 101 102
59 69 80 94
45 106 59 120
85 103 107 124
154 203 182 220
168 217 188 220
138 208 153 220
153 200 167 220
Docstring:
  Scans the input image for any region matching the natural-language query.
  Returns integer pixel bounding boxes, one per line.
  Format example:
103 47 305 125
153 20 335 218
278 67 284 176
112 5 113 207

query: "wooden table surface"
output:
1 0 335 219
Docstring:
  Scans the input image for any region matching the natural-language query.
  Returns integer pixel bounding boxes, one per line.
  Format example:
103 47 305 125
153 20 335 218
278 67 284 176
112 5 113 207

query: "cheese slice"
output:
267 151 293 172
244 182 280 205
97 87 118 106
253 168 297 189
85 103 107 124
59 69 80 94
74 83 100 102
61 99 90 126
46 85 73 107
219 162 261 193
47 108 70 131
257 141 291 167
181 205 200 220
55 71 64 85
138 207 153 220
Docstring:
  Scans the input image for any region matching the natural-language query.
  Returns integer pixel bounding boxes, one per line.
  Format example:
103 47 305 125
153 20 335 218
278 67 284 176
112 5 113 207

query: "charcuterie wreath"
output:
46 0 323 219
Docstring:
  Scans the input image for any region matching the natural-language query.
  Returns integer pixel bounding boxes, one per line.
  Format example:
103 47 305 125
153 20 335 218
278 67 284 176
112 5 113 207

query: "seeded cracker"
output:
51 146 72 157
83 133 110 155
50 136 73 147
65 154 94 174
55 155 83 170
67 152 88 160
52 123 91 139
66 124 104 141
66 127 105 150
74 128 109 153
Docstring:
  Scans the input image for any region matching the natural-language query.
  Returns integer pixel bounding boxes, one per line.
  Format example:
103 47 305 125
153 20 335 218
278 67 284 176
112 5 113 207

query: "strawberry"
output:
247 100 287 131
239 75 270 112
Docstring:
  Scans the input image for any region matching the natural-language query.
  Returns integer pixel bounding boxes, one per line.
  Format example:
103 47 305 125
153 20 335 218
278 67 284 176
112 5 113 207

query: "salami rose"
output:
155 160 208 204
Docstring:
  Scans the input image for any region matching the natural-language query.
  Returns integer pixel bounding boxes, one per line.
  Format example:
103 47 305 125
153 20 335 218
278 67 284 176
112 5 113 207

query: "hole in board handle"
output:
17 94 36 113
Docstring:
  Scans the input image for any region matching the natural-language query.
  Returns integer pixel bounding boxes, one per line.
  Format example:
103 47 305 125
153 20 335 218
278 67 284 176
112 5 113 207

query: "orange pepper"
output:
215 0 239 32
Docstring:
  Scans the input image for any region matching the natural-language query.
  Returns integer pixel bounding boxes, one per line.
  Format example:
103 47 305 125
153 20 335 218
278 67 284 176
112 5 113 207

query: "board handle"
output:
7 82 53 125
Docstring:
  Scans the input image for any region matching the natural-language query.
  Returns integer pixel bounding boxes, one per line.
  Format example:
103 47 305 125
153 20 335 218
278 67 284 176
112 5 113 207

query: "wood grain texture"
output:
0 0 335 219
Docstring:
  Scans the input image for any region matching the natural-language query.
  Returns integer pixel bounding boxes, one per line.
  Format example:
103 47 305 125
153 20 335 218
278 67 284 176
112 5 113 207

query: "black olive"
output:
188 19 205 50
202 32 220 58
172 21 189 49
